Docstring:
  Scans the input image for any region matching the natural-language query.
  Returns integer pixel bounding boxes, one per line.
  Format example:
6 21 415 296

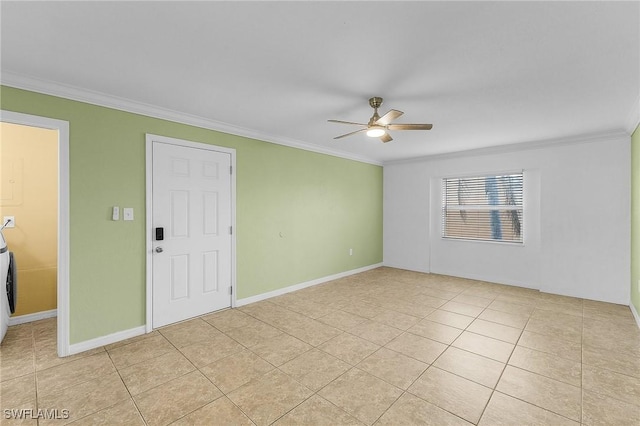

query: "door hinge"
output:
229 226 233 235
229 286 233 295
230 165 233 175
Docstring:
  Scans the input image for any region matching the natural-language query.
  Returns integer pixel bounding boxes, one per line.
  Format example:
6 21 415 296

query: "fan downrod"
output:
368 97 383 125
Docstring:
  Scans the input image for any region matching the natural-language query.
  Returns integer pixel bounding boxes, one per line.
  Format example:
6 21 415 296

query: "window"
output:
442 172 523 243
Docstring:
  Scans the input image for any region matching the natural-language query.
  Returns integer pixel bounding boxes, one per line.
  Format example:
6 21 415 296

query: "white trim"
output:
0 110 71 357
145 137 153 333
9 309 57 326
631 302 640 330
625 94 640 134
439 169 525 181
230 152 238 309
1 72 381 166
145 134 237 332
427 268 539 290
3 73 632 167
236 263 383 306
68 325 146 356
382 263 430 274
384 130 629 165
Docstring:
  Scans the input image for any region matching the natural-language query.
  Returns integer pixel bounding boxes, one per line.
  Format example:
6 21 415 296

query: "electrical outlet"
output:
3 216 15 228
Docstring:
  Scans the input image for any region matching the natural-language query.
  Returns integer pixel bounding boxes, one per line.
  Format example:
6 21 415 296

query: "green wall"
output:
0 86 383 344
632 124 640 316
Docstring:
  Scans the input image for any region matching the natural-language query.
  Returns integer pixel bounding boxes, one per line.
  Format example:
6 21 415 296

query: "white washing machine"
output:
0 225 17 343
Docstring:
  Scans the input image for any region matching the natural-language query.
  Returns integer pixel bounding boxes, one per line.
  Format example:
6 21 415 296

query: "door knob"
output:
155 247 163 253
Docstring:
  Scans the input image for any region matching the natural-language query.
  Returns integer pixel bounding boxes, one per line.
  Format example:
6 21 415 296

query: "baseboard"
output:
382 262 430 274
235 263 383 307
9 309 57 326
631 302 640 330
424 268 539 290
68 325 147 356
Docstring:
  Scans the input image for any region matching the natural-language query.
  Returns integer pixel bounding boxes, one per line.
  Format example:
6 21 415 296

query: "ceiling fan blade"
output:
328 119 368 126
375 109 404 126
387 123 433 130
334 128 367 139
380 133 393 143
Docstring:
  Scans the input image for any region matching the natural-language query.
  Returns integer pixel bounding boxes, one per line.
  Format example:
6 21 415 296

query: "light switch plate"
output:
112 207 119 221
123 208 134 221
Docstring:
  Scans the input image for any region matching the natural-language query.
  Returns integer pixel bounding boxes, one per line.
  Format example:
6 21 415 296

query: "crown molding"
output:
384 129 630 166
625 93 640 134
0 71 383 166
3 71 633 167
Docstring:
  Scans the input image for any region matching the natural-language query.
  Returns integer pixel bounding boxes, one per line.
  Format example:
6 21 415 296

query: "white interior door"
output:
152 141 232 328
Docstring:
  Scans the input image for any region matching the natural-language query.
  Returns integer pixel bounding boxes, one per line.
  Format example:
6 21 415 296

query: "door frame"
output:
0 110 71 356
145 134 237 332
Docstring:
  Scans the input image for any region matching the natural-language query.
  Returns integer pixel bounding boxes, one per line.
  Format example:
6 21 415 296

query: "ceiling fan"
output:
328 97 433 143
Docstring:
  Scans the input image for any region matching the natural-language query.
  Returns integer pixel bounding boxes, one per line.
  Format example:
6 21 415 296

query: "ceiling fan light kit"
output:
329 97 433 143
366 127 386 138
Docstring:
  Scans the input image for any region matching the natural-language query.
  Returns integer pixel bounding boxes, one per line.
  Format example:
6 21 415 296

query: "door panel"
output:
202 251 218 293
171 191 189 238
170 255 189 300
152 141 231 328
202 192 218 235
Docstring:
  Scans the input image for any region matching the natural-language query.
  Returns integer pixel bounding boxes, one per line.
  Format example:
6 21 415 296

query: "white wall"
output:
384 133 631 304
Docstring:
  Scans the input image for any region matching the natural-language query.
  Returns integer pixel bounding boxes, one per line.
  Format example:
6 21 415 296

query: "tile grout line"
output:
252 286 432 425
282 282 632 418
403 283 535 423
369 389 406 425
113 325 209 424
375 285 494 424
13 271 639 425
199 309 315 426
32 325 40 426
475 297 529 425
426 291 498 425
581 299 585 425
162 323 238 424
478 299 587 424
105 343 149 425
196 339 260 426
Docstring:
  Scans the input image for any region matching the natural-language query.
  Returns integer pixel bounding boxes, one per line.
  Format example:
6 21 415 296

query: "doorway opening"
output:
0 110 70 356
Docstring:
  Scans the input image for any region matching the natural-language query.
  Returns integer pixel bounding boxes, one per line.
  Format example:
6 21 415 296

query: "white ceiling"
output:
1 1 638 163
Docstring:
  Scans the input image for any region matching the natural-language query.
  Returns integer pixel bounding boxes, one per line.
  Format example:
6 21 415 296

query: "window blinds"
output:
442 173 523 243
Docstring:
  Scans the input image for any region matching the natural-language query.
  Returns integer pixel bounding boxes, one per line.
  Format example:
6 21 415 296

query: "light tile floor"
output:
1 267 640 425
